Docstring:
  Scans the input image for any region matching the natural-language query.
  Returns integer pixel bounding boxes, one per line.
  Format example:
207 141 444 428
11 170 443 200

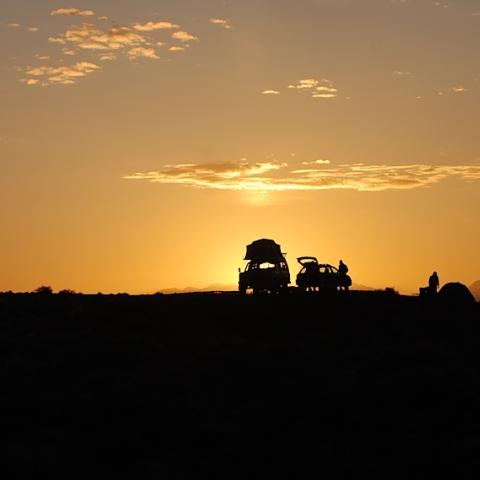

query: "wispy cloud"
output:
287 78 338 98
209 18 232 29
127 47 159 60
393 70 412 76
288 78 319 90
16 8 205 87
125 160 285 189
124 161 480 193
20 78 40 86
172 31 198 42
133 21 179 31
7 23 20 28
51 8 95 17
48 36 67 45
46 20 190 56
60 24 145 50
437 85 468 96
262 78 338 99
23 61 101 86
99 53 117 61
302 159 331 165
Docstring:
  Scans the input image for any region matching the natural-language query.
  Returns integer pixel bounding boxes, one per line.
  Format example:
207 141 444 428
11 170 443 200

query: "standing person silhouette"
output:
338 260 348 276
338 260 349 291
429 271 440 294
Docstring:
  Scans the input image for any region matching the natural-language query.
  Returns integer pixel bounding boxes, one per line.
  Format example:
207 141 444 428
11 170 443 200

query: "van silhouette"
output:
239 239 290 294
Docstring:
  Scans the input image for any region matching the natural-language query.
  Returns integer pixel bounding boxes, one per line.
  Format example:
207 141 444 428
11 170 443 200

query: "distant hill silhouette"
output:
160 282 374 294
469 280 480 301
352 282 374 291
160 284 237 294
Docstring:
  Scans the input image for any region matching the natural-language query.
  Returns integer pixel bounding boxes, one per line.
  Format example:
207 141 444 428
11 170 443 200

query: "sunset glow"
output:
2 0 480 294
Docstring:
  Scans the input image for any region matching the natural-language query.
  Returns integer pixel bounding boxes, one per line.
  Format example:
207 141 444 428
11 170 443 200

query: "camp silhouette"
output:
238 238 352 294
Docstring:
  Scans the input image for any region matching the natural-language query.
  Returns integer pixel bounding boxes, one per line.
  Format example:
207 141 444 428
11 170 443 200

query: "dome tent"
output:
244 239 285 263
437 282 475 306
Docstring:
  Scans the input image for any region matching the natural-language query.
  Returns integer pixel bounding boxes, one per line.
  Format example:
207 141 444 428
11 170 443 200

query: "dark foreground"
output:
1 291 479 478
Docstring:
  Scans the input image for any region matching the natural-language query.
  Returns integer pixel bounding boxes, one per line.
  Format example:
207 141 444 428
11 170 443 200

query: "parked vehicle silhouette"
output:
296 257 352 292
239 239 290 294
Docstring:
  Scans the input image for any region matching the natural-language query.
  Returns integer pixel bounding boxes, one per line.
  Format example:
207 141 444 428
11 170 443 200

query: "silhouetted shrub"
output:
34 286 53 295
384 287 399 295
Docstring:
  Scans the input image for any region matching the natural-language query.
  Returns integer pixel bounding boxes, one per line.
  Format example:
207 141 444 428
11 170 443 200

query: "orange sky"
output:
1 0 480 293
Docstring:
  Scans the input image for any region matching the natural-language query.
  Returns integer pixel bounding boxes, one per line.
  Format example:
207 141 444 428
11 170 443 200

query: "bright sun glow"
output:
242 190 274 206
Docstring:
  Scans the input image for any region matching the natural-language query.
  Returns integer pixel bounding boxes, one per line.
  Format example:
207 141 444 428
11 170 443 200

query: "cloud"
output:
312 86 338 98
7 23 20 28
172 31 198 42
125 160 286 189
288 78 319 89
51 8 95 17
19 10 197 87
262 90 280 95
28 27 39 32
59 24 145 51
24 61 101 86
287 78 338 99
124 161 480 193
99 53 117 61
302 159 331 165
49 36 67 45
209 18 232 29
49 20 180 54
437 85 468 96
393 70 412 76
133 21 179 31
128 47 159 60
20 78 40 86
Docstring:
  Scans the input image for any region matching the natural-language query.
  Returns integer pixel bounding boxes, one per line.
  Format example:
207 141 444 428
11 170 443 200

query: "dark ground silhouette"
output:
1 291 479 478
